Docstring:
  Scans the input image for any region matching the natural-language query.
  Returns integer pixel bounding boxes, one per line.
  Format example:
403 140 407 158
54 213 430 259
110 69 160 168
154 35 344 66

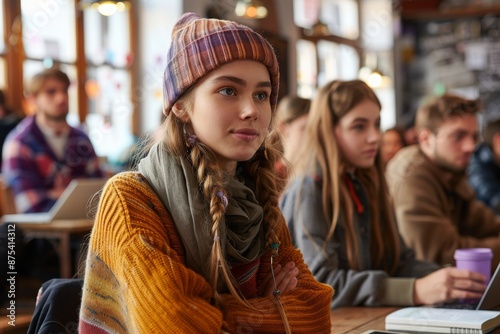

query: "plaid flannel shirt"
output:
2 116 103 213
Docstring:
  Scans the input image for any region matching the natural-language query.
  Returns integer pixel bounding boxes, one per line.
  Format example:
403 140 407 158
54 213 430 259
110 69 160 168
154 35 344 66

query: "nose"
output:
367 126 382 144
462 135 476 153
240 98 259 120
56 90 68 103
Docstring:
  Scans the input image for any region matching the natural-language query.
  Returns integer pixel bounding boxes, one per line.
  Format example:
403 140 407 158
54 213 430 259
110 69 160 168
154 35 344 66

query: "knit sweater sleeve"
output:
222 216 333 333
80 172 224 333
80 172 332 333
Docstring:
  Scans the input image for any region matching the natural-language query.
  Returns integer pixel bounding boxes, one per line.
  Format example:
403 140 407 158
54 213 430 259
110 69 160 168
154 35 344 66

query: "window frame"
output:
1 0 139 135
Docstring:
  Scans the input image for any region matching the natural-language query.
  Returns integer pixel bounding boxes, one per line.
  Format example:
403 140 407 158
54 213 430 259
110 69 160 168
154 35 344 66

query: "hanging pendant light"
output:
234 0 268 19
303 20 330 37
359 53 392 88
79 0 131 16
302 1 330 37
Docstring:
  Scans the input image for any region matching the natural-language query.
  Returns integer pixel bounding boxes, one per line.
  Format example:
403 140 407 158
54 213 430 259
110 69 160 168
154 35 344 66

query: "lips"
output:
363 149 378 157
232 128 259 141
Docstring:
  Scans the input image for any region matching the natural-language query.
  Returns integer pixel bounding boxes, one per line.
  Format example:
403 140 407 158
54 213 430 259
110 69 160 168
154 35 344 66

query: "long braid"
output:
187 139 249 307
243 140 291 334
177 115 291 330
245 148 281 249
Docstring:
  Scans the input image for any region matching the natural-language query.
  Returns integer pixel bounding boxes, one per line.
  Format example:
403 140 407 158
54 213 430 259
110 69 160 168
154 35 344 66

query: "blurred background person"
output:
387 94 500 268
381 127 407 166
468 116 500 215
404 124 417 146
2 68 103 214
2 68 104 282
275 95 311 181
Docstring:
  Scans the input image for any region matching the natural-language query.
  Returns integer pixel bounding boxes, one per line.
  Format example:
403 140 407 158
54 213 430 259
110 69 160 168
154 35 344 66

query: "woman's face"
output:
177 60 273 174
334 99 381 170
381 130 404 164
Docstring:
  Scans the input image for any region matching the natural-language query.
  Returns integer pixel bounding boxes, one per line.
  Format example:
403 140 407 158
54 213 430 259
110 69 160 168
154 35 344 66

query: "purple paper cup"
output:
454 248 493 283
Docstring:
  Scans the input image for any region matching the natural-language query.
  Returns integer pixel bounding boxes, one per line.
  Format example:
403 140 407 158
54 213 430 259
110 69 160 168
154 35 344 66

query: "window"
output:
294 0 362 97
293 0 397 129
83 9 134 159
2 0 137 163
0 1 6 89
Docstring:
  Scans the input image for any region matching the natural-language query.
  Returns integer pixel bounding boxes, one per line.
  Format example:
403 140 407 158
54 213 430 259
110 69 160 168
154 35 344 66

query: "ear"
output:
492 132 500 145
171 101 190 123
492 132 500 156
417 128 433 151
26 95 38 115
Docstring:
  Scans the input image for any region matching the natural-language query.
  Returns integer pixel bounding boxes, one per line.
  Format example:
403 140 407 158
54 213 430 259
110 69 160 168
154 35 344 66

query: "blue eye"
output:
254 91 268 101
219 87 236 96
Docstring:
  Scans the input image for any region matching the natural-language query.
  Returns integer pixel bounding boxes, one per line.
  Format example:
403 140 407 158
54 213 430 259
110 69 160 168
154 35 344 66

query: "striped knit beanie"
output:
163 12 280 115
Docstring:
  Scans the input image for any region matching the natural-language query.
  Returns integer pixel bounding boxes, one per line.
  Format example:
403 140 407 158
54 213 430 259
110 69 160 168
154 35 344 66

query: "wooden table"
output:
330 307 500 333
331 307 398 333
14 219 94 278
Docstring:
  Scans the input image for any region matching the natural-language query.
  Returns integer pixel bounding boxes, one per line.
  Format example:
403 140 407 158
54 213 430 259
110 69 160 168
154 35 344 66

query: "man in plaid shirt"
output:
2 68 103 213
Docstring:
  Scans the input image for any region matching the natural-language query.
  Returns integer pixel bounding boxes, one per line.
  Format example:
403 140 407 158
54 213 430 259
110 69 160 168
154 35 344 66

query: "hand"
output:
49 172 71 200
414 267 487 305
48 187 66 200
258 261 299 297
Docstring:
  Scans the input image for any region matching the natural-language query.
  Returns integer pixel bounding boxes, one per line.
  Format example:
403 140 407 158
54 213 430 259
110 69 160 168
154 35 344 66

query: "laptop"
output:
434 263 500 311
2 178 107 224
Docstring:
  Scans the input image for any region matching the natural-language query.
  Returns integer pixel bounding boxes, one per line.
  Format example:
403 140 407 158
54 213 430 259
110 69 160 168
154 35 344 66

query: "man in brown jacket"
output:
386 94 500 268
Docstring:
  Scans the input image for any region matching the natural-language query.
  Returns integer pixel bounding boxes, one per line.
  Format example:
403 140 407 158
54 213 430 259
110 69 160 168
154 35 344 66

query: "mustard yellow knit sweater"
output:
79 172 333 333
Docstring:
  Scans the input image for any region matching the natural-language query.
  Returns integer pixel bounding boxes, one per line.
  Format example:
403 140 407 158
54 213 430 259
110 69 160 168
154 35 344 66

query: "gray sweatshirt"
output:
280 174 439 309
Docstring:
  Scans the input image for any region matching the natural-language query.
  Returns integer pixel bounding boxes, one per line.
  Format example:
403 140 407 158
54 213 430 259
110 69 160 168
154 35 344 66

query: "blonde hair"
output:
293 79 400 274
29 68 70 96
162 89 285 308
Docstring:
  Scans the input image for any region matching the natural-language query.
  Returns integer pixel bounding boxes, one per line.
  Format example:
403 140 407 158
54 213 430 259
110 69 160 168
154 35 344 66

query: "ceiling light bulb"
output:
256 6 267 18
115 2 126 11
97 3 118 16
368 71 383 88
235 0 268 19
235 2 247 17
247 6 258 18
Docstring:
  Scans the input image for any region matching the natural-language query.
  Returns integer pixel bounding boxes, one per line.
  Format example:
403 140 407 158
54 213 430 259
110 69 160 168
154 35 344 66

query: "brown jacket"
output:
386 145 500 268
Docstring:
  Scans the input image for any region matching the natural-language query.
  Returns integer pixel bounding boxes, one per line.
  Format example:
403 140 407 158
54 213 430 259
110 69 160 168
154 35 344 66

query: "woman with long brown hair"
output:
280 79 486 308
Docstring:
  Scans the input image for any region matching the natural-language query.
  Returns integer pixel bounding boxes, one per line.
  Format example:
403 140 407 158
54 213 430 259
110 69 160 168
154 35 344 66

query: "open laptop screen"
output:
1 178 107 224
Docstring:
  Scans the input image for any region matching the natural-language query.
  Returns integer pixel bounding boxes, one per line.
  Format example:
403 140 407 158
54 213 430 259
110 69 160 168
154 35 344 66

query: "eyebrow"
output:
449 129 479 136
212 75 272 88
350 117 379 124
351 118 368 123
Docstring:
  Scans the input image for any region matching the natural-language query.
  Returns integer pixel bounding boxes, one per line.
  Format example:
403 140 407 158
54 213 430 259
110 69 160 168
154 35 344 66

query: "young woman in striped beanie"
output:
79 12 332 333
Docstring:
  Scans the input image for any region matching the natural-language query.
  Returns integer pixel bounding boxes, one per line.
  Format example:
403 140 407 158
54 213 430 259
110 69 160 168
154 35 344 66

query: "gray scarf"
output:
138 141 266 281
